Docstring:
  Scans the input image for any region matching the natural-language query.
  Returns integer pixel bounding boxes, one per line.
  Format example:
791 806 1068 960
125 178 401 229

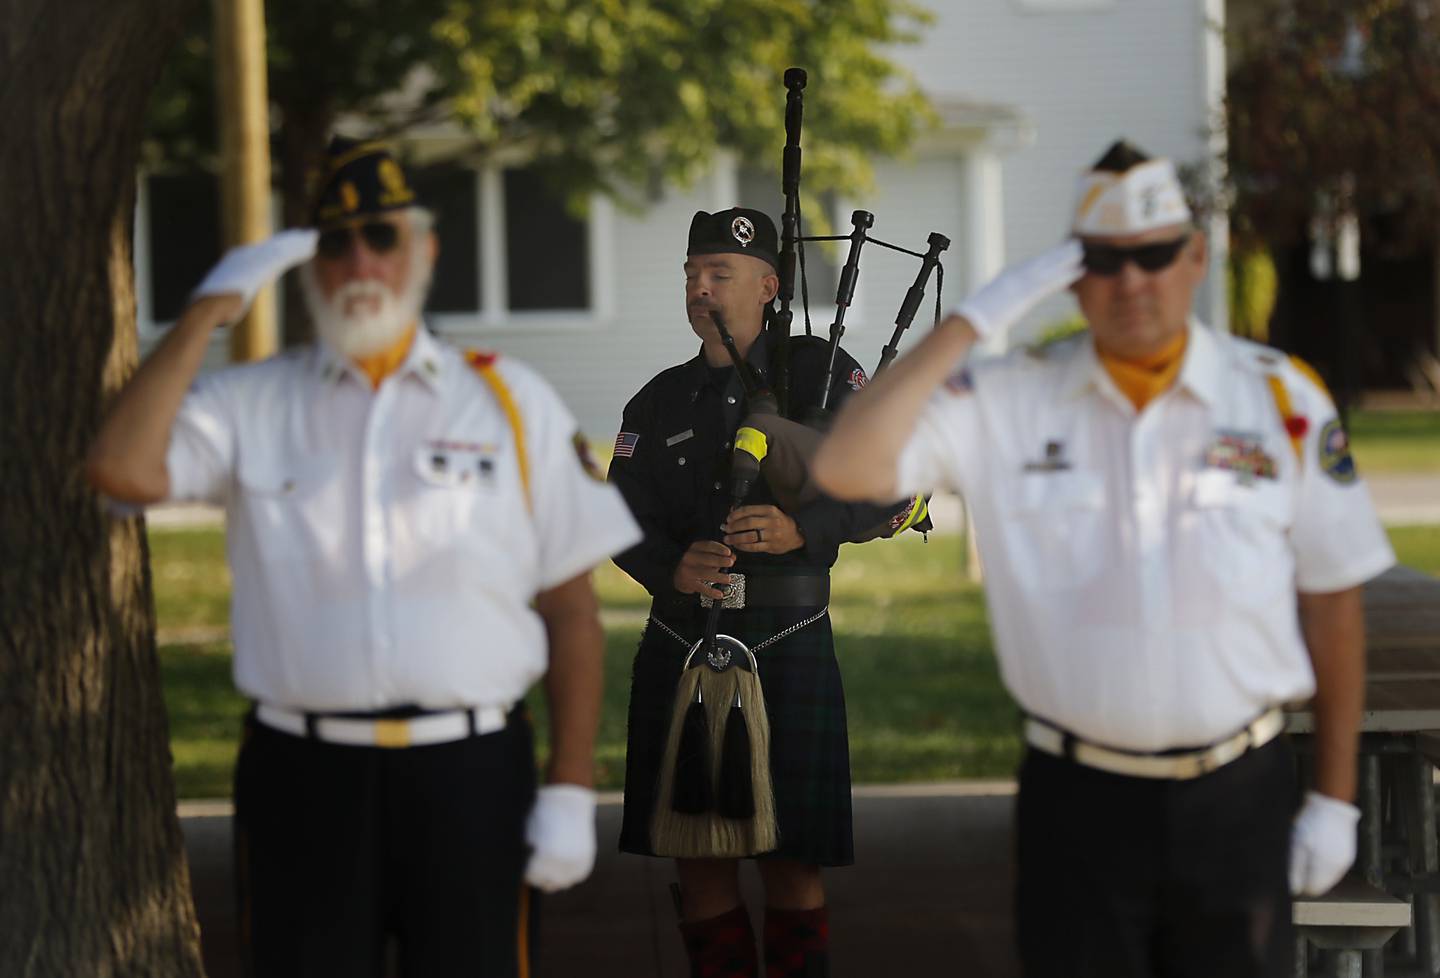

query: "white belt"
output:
1024 707 1285 781
256 703 509 749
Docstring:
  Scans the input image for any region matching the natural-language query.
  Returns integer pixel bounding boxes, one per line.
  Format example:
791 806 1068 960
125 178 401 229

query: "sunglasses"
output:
316 221 401 259
1081 235 1190 276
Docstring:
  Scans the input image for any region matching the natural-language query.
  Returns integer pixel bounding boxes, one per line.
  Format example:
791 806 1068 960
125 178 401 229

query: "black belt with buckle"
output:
741 573 829 607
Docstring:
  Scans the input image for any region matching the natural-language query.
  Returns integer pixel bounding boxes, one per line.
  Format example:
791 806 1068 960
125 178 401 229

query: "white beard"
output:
300 252 433 359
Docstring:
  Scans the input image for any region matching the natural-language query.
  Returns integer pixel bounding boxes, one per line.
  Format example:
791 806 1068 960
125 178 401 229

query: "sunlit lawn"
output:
150 524 1440 799
1350 410 1440 473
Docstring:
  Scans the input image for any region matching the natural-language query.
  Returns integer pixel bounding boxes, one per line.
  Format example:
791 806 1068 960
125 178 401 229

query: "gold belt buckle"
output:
699 573 746 610
373 718 411 748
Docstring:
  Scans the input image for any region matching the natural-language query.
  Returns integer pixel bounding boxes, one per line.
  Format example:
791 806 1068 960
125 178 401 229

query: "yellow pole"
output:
214 0 275 361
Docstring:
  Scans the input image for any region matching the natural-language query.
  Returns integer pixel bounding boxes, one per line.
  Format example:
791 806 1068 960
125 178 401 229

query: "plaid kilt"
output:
618 599 854 867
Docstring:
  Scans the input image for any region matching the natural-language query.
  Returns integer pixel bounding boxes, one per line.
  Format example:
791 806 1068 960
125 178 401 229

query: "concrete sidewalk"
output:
181 782 1021 978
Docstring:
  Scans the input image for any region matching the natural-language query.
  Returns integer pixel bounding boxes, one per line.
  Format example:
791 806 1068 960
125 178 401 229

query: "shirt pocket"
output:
1183 469 1294 607
406 445 524 558
234 454 341 563
998 470 1108 590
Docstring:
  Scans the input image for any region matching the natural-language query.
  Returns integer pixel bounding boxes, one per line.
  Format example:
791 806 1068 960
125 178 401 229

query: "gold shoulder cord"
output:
465 351 533 513
1264 373 1305 463
1264 353 1329 465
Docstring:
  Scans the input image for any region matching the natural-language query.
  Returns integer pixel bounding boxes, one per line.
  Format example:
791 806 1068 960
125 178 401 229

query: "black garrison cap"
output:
311 136 418 230
687 208 779 271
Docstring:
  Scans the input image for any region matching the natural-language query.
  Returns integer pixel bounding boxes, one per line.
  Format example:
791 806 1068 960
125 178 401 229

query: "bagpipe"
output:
725 66 948 543
649 68 950 860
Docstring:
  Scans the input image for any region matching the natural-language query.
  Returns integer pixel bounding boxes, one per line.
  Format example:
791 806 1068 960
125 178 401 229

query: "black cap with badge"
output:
687 208 779 272
310 136 419 231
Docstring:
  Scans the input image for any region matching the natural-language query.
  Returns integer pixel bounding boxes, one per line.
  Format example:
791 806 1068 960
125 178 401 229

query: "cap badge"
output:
731 216 755 247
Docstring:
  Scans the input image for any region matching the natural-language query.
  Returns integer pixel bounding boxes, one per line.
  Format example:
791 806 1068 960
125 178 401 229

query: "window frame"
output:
427 166 616 337
133 171 284 348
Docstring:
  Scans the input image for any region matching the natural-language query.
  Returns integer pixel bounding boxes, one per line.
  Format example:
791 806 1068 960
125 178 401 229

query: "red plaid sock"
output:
763 905 830 978
679 904 759 978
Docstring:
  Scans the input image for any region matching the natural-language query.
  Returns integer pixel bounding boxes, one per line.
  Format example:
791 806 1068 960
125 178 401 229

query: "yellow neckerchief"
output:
353 324 418 389
1097 329 1189 412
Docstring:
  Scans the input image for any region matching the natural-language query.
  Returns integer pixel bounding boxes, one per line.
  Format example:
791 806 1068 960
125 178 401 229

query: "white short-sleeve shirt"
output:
164 328 641 712
896 322 1395 751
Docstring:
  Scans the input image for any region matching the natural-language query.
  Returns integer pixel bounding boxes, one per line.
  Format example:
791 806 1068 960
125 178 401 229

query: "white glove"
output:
192 228 319 312
524 783 598 893
1290 790 1361 895
951 239 1084 340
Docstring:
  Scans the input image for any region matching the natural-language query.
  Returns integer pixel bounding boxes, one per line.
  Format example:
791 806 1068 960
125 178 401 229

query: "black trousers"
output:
234 710 538 978
1015 737 1297 978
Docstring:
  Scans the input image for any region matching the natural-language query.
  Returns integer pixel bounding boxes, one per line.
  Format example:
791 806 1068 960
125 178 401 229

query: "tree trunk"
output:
0 2 207 976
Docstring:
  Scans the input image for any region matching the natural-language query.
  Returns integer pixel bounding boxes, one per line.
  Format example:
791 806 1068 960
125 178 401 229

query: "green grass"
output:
1390 525 1440 576
1350 410 1440 474
150 524 1439 799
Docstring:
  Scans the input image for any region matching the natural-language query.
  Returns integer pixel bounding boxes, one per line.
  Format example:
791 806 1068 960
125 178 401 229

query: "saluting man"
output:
609 208 907 978
814 141 1396 977
87 137 640 978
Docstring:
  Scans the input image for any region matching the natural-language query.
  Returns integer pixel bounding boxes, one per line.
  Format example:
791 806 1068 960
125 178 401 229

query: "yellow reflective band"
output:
735 426 769 463
1266 374 1304 462
373 719 411 749
894 494 929 535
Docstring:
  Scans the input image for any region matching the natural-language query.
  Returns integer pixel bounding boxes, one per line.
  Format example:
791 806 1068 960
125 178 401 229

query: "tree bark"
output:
0 1 206 976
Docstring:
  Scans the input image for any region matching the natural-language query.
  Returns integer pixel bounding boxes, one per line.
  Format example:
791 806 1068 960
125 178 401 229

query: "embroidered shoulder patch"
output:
847 367 867 391
573 432 605 482
1317 418 1357 484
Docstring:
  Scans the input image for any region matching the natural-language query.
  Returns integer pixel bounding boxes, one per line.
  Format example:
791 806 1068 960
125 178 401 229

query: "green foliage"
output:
1227 245 1278 343
1226 0 1440 248
146 0 935 206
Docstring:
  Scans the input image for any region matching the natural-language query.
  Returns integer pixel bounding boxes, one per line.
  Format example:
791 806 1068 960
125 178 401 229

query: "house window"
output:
421 163 610 332
413 164 482 314
504 168 589 311
145 173 222 323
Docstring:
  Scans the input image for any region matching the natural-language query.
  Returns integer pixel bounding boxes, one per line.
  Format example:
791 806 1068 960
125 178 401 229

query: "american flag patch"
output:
613 432 639 458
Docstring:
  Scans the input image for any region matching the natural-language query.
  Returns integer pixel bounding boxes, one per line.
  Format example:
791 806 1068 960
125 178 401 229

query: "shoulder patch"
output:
1317 417 1358 484
613 431 639 458
943 365 975 396
847 366 867 391
573 432 605 482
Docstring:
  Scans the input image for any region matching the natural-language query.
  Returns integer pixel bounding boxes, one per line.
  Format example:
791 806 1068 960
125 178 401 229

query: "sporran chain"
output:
648 606 829 656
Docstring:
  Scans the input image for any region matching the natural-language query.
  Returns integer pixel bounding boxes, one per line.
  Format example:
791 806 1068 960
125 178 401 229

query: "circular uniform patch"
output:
731 216 755 246
1318 417 1357 484
572 431 605 482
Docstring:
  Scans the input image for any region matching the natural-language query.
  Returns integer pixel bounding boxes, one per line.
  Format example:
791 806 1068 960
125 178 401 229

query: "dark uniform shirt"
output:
609 330 901 599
